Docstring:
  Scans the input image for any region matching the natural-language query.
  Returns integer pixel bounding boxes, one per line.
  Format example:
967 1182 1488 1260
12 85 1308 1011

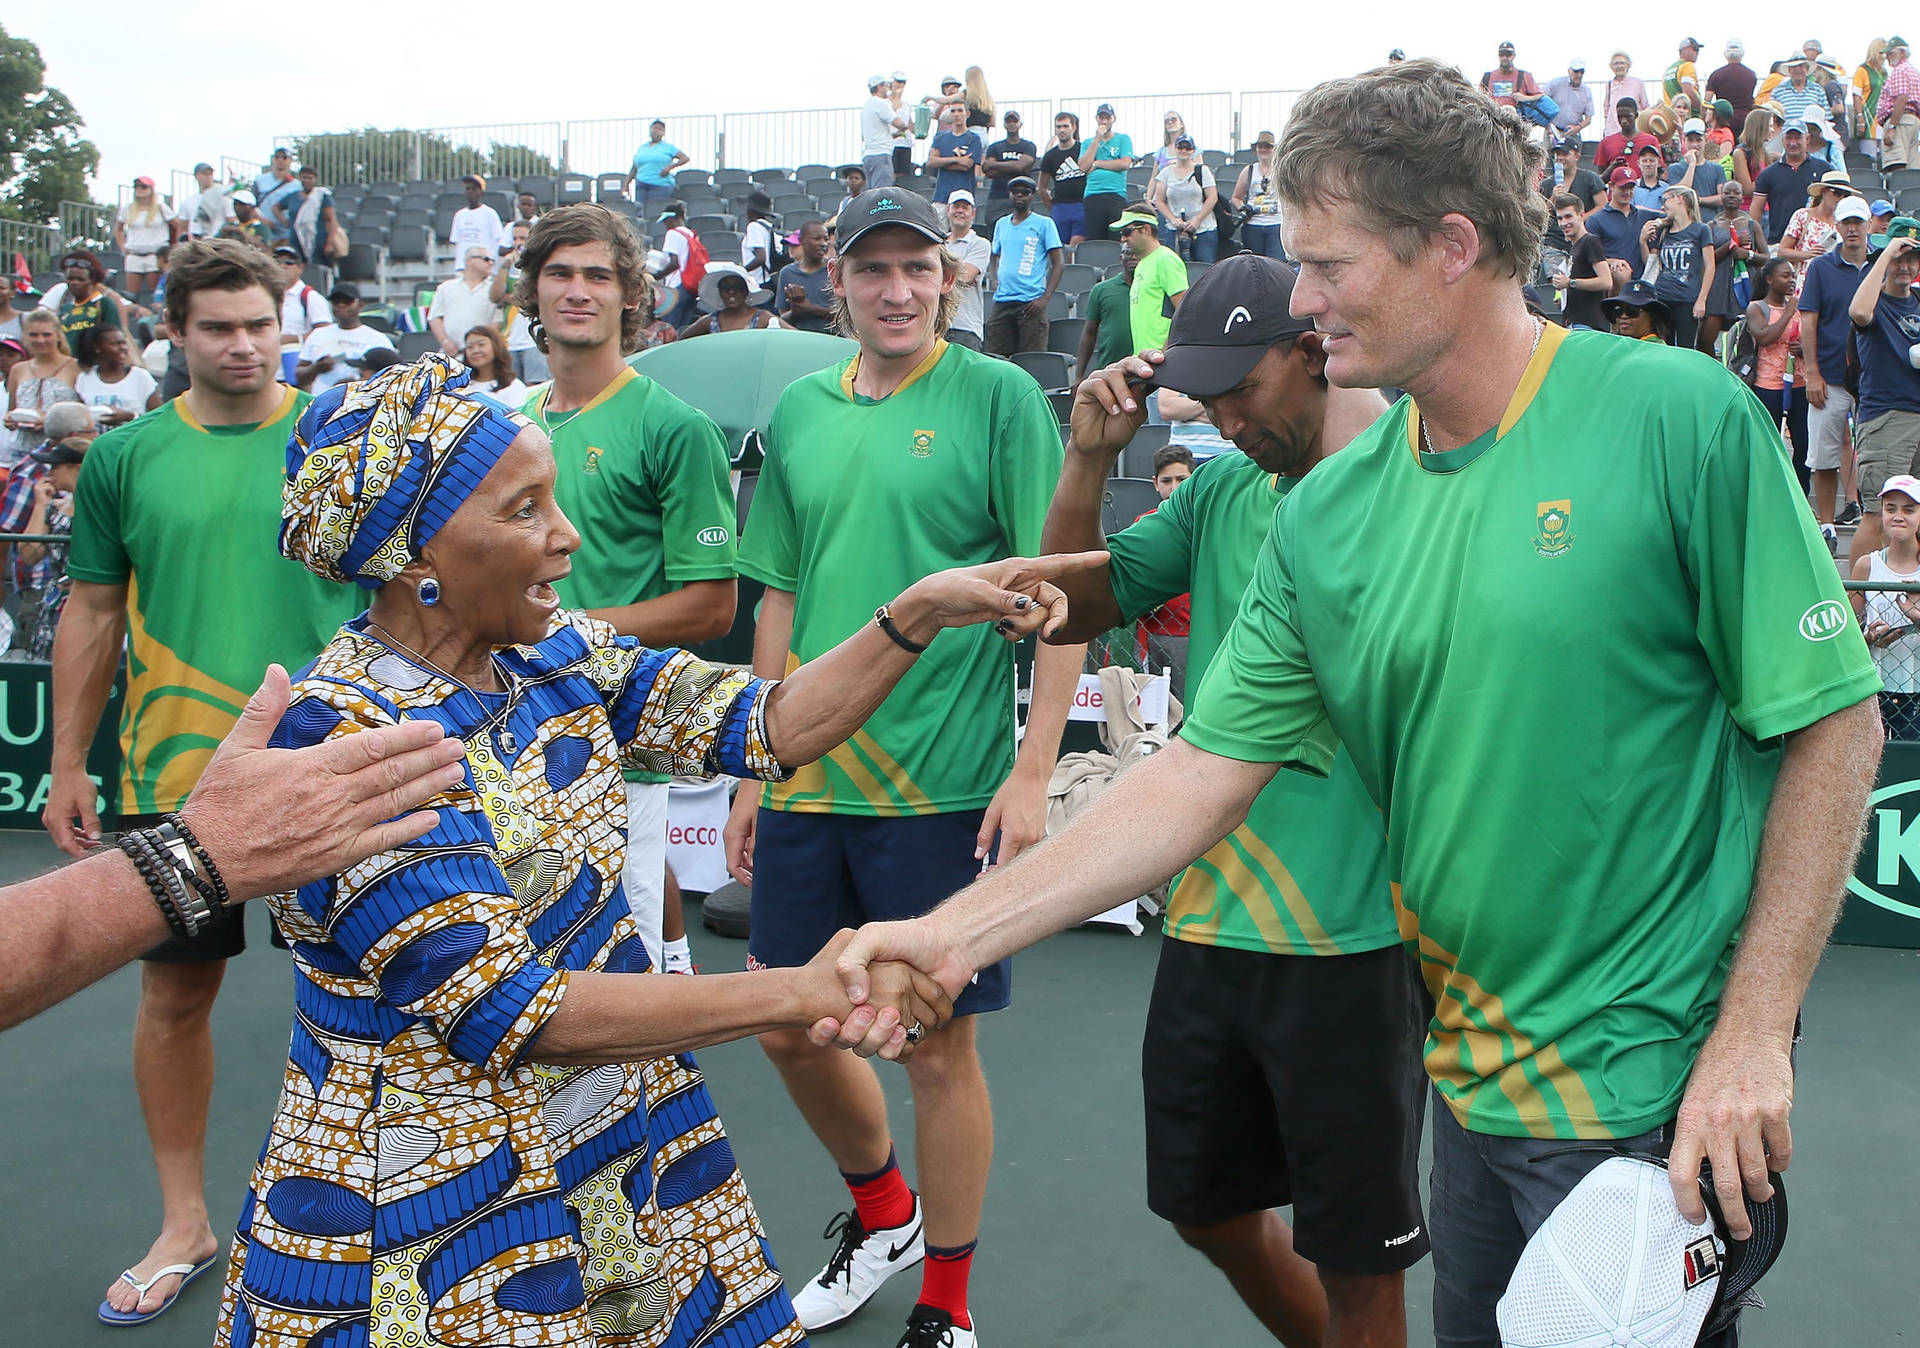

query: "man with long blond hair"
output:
514 203 737 972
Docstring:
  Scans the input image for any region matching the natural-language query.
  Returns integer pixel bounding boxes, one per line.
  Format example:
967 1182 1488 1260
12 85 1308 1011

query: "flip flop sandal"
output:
96 1253 218 1326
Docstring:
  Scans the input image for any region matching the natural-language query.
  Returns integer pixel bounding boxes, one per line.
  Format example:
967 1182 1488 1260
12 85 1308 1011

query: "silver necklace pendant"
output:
496 727 518 756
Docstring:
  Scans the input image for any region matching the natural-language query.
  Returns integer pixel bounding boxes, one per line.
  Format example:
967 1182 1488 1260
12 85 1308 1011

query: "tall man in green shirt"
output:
44 239 356 1324
819 63 1884 1347
730 188 1085 1348
514 203 739 973
1041 255 1421 1346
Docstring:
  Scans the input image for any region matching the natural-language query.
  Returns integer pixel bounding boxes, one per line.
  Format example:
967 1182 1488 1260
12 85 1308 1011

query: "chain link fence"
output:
1852 582 1920 741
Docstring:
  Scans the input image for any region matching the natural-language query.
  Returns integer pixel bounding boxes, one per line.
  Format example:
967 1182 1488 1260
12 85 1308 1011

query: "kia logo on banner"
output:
1851 776 1920 921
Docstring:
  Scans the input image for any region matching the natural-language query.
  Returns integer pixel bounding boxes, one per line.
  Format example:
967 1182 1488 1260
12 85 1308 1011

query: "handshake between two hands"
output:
796 923 974 1061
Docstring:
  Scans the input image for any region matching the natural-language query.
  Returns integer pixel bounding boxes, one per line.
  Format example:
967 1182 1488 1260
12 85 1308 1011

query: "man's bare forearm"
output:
585 578 736 647
929 739 1273 968
1714 698 1881 1044
1041 450 1124 640
49 586 126 773
0 852 171 1031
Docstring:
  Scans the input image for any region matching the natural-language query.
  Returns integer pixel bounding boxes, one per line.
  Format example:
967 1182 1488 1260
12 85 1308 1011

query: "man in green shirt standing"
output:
1075 249 1136 379
731 188 1084 1348
1116 204 1188 355
822 63 1884 1348
1042 254 1422 1345
514 203 739 974
44 239 356 1325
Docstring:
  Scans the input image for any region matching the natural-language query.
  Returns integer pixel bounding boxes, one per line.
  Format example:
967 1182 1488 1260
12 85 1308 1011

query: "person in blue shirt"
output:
1587 167 1657 265
1664 120 1727 218
1800 199 1876 544
1846 226 1920 560
1630 144 1669 212
623 120 689 211
928 103 985 203
1079 104 1136 244
1640 184 1715 348
984 177 1063 355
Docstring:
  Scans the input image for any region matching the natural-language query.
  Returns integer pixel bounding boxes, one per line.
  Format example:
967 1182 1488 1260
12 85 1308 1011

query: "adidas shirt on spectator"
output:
991 212 1061 302
523 369 738 785
1182 327 1879 1139
65 387 356 814
298 322 391 392
738 340 1060 814
1039 142 1087 202
1106 452 1399 956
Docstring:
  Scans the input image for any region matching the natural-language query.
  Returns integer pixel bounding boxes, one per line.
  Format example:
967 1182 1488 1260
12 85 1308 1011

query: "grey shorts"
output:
1857 409 1920 509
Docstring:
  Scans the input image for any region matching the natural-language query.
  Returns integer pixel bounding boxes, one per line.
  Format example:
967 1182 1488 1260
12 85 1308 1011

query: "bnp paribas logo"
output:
1849 777 1920 921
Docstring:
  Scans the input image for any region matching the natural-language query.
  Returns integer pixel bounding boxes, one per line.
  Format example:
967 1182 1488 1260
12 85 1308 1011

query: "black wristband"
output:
167 814 232 908
874 604 929 654
118 829 190 938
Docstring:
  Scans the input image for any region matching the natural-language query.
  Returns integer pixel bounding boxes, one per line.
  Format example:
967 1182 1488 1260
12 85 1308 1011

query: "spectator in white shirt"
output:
513 192 541 229
462 324 528 404
942 191 992 349
74 327 157 426
447 174 507 271
180 164 233 240
429 246 503 355
274 244 332 378
741 192 779 289
861 74 910 188
114 178 181 305
296 284 391 392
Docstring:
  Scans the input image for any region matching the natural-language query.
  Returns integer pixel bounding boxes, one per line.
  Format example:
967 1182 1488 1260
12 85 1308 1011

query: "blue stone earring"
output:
418 578 441 607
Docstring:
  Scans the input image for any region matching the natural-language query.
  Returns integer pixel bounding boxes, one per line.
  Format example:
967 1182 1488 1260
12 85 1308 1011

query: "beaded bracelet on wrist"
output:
166 814 232 908
117 829 191 938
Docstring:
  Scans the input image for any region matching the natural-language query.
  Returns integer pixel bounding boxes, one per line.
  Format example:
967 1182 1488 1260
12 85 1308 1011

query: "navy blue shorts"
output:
747 807 1011 1016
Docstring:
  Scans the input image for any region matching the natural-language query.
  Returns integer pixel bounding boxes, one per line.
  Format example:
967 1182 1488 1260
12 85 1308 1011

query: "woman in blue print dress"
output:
218 355 1097 1347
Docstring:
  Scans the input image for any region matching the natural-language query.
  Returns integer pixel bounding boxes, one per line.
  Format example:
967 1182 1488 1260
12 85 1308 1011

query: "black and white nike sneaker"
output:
788 1198 925 1332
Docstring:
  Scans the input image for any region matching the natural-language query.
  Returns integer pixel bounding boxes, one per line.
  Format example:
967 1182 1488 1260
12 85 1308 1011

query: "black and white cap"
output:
1148 255 1314 398
834 188 947 255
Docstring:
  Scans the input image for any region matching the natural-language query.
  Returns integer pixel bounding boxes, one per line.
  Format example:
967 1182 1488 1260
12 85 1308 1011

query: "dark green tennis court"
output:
1 826 1912 1346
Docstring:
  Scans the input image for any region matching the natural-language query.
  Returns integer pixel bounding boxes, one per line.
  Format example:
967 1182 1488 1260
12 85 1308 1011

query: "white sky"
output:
11 4 1886 198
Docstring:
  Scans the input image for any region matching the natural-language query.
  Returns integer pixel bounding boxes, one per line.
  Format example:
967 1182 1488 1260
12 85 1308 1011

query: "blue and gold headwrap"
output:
281 354 529 589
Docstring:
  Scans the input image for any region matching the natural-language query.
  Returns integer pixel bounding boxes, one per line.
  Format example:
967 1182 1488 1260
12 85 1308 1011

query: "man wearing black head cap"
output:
1036 253 1424 1345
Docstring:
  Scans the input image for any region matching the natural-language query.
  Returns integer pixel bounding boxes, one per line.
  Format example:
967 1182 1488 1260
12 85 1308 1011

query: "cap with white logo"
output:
1147 255 1316 398
833 187 947 255
1880 474 1920 500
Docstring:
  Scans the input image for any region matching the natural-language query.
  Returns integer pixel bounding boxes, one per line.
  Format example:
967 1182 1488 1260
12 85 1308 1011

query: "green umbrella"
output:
629 328 856 468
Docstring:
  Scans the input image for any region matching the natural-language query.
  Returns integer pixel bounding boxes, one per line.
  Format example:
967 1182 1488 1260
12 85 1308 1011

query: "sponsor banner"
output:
0 663 123 831
1837 739 1920 948
666 776 732 894
1064 672 1170 726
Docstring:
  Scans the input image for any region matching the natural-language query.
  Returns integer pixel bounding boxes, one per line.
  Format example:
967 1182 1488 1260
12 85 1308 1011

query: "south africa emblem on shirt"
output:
1533 499 1573 557
584 446 604 475
911 429 936 458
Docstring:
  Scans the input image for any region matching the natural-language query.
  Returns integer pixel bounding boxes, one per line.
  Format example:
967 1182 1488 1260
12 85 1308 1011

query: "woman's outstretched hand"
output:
891 552 1110 645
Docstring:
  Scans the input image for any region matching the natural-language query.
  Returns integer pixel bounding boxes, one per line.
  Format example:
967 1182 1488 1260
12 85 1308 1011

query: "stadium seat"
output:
781 210 825 231
361 312 396 335
368 181 405 198
402 193 438 213
1056 263 1101 297
557 175 592 205
406 179 437 194
396 330 440 360
1229 148 1258 164
714 168 751 185
339 243 381 284
687 213 734 235
1073 240 1121 269
1046 292 1074 321
1120 425 1173 478
675 168 711 187
1888 169 1920 194
348 225 390 248
751 168 792 185
1852 170 1887 193
1101 478 1161 535
301 265 331 290
434 206 460 242
698 230 743 261
388 225 429 262
1186 260 1211 286
796 163 834 180
1201 150 1227 169
482 191 512 218
596 173 628 203
1047 390 1074 425
1011 350 1073 393
1898 187 1920 216
95 250 124 279
1048 318 1086 357
517 176 556 206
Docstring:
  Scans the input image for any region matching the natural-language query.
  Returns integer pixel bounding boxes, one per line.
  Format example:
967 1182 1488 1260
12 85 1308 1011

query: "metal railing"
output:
269 90 1313 186
565 115 722 177
57 202 115 252
0 219 64 276
1847 581 1920 741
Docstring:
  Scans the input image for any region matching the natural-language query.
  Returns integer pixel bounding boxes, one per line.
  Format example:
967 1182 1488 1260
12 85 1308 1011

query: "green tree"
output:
0 23 100 226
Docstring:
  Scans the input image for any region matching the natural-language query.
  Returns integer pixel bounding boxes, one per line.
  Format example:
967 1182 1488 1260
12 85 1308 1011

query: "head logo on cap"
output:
871 196 900 214
1223 305 1253 334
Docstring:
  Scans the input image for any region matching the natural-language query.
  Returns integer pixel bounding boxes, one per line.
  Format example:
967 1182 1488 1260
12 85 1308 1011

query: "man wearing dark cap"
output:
1586 166 1658 265
982 110 1037 200
1480 41 1544 112
984 176 1063 355
1078 103 1135 244
447 173 507 270
1665 36 1703 103
294 283 388 392
1038 254 1422 1345
181 163 231 240
731 186 1083 1348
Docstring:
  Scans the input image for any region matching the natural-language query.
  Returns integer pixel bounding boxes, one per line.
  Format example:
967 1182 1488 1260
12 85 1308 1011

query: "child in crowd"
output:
1854 476 1920 740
